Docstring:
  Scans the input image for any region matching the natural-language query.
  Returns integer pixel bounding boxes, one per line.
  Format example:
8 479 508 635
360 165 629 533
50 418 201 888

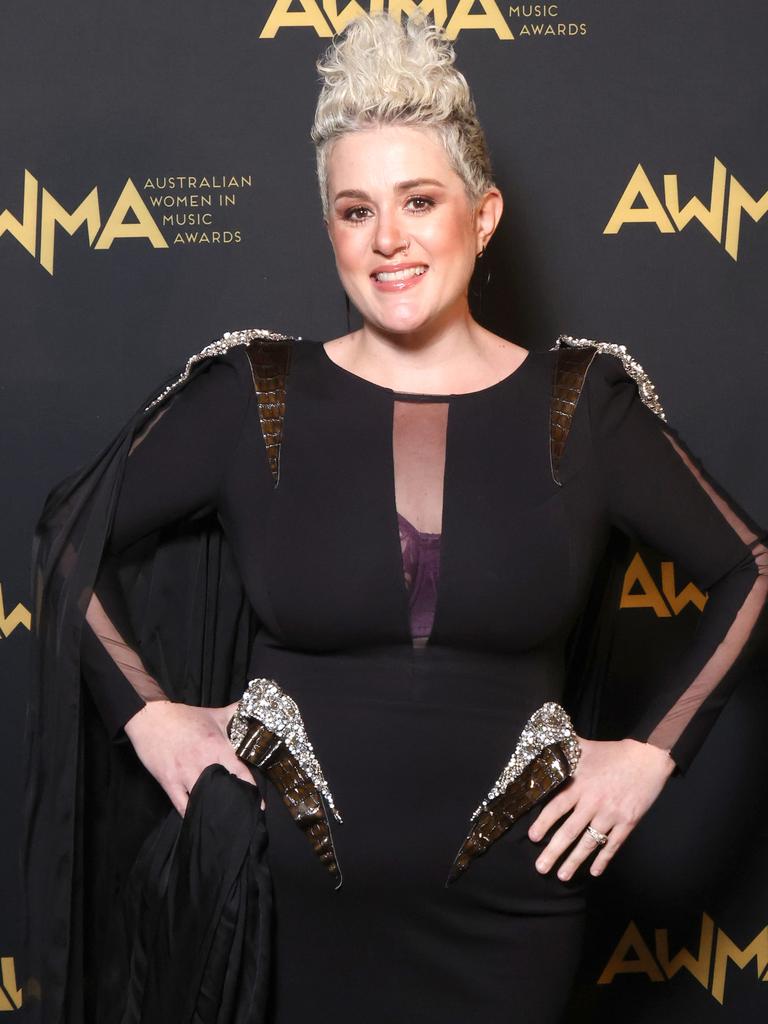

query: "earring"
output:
475 245 491 318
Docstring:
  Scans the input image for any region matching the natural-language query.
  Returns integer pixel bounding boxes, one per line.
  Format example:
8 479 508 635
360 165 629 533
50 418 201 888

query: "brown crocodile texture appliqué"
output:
245 336 293 486
549 346 597 486
548 335 668 486
446 743 572 885
228 677 343 886
229 716 343 888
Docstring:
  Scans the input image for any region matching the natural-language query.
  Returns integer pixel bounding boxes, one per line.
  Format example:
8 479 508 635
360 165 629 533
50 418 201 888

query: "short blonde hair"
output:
310 13 496 219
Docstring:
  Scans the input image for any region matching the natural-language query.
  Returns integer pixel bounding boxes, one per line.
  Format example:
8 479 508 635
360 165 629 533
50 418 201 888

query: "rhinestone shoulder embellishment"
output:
230 677 342 823
551 334 667 421
144 328 297 412
470 701 581 822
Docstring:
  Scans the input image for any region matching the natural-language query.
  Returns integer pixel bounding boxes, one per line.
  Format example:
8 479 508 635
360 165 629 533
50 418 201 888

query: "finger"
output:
533 804 595 875
227 760 259 787
587 822 631 877
552 820 613 881
183 758 255 794
224 759 266 810
527 781 578 842
218 750 257 784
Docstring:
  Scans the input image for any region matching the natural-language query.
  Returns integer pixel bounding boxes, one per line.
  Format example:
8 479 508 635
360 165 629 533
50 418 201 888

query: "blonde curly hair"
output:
310 12 496 219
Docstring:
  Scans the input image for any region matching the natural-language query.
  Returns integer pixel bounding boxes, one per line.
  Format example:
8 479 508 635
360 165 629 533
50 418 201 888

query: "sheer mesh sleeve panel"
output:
80 349 255 740
586 353 768 775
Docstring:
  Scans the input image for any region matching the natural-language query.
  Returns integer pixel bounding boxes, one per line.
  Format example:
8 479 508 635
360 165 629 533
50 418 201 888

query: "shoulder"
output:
551 334 667 425
143 327 298 414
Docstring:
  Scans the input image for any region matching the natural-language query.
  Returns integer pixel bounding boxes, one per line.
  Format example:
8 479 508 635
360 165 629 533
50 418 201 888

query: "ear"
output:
473 188 503 254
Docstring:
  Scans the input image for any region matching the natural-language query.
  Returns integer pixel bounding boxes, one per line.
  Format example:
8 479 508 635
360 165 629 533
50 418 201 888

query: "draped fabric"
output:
21 350 269 1024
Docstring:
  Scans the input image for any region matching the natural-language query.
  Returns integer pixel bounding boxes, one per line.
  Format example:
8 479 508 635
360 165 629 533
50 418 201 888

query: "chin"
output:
367 303 437 335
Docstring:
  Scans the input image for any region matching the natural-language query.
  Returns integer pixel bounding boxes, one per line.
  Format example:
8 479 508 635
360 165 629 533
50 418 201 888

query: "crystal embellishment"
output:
551 335 667 421
229 677 342 823
470 702 581 822
144 328 297 412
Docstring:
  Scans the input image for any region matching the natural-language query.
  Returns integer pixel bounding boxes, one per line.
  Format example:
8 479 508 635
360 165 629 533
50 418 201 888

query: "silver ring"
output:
586 825 609 846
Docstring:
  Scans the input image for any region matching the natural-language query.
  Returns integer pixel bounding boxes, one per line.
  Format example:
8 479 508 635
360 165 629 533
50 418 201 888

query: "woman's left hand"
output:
527 736 676 881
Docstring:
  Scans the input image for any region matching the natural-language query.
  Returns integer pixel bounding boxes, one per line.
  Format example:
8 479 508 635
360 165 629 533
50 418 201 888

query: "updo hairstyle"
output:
310 13 496 219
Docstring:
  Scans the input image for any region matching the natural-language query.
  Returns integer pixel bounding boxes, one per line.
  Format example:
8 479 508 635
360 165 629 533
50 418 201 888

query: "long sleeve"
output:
81 347 255 740
585 353 768 776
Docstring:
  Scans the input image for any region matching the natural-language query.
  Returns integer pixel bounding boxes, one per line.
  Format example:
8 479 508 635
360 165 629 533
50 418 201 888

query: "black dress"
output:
58 333 768 1022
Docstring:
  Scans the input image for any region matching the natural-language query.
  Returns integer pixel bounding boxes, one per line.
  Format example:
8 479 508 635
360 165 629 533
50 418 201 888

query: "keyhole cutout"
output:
392 399 449 645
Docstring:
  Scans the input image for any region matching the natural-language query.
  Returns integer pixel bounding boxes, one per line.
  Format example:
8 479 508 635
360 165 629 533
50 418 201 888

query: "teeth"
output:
374 266 427 282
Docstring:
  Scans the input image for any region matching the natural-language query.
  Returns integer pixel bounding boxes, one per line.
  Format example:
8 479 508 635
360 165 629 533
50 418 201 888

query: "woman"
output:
21 12 768 1024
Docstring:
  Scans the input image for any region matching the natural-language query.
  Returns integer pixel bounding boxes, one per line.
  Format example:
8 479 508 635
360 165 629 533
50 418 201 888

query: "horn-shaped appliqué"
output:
447 702 581 885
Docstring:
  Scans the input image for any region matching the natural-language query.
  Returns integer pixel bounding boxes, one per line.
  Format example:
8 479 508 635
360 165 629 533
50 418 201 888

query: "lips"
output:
370 262 429 291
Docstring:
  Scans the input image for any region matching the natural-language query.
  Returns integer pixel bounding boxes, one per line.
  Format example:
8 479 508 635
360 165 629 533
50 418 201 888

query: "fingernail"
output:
536 860 547 872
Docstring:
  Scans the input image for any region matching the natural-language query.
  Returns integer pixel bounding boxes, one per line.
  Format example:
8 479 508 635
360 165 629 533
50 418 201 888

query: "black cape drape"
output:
21 341 272 1024
19 331 625 1023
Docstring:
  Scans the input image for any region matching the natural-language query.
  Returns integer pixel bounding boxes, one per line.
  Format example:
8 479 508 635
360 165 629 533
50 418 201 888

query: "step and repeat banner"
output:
2 2 766 1019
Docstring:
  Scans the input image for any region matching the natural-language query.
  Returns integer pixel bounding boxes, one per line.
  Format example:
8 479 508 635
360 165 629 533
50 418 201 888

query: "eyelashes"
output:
341 195 436 223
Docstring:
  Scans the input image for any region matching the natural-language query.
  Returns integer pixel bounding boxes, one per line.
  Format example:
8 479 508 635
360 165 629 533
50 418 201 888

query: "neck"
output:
353 302 486 381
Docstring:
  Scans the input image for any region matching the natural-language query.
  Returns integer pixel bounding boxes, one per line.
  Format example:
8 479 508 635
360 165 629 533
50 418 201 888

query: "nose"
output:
372 207 409 257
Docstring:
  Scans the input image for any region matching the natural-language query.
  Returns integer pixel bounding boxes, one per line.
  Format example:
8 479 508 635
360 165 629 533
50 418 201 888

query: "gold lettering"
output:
724 173 768 262
260 0 332 38
664 157 727 243
604 164 676 235
323 0 384 32
660 562 708 614
598 920 665 984
94 179 168 252
0 584 32 638
508 3 558 13
655 912 714 989
711 925 768 1005
620 552 671 617
444 0 513 39
0 169 38 258
386 1 448 28
39 186 101 277
260 0 512 38
0 957 22 1011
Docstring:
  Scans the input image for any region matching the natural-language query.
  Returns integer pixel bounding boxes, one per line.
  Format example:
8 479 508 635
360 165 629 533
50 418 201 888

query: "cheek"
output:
331 229 366 274
422 216 474 262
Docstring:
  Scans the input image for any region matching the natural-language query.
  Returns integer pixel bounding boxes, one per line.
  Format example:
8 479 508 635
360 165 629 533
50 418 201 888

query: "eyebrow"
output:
333 178 446 202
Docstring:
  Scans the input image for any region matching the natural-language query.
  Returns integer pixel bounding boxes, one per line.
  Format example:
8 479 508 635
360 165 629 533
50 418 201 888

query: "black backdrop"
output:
2 2 767 1019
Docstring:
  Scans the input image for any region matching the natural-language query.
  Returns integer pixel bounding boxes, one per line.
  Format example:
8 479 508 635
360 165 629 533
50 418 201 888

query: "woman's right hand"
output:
124 699 267 817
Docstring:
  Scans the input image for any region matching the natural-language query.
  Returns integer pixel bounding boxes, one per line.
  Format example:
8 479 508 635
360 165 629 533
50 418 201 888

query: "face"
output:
325 123 502 338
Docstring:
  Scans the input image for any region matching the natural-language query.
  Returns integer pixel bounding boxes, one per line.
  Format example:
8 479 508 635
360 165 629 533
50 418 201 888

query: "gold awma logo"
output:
605 158 766 261
0 171 166 276
260 0 513 39
0 956 22 1011
0 583 30 638
620 553 708 618
599 913 768 1005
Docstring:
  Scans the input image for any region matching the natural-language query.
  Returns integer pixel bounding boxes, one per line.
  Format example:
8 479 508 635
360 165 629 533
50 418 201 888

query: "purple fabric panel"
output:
397 512 441 640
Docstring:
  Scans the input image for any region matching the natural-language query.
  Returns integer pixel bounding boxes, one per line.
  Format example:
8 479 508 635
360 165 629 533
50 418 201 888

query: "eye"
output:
406 195 435 213
342 205 372 222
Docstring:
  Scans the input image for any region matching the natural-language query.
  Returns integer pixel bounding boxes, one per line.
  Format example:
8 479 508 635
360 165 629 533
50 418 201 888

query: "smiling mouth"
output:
372 266 428 282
